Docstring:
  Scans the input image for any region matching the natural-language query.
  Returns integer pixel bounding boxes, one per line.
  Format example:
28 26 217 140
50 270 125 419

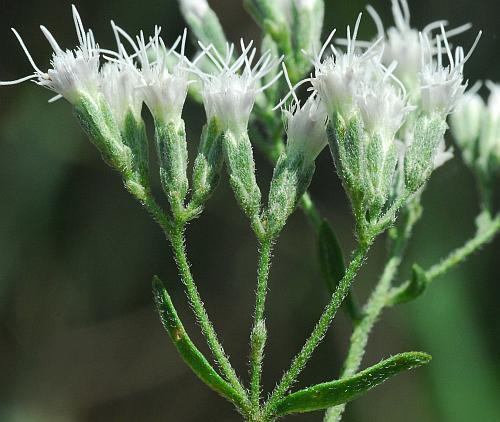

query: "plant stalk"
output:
250 239 274 410
263 245 370 418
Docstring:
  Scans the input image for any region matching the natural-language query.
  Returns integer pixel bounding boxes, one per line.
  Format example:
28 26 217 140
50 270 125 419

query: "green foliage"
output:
389 264 429 305
152 277 247 409
272 352 431 417
317 219 362 321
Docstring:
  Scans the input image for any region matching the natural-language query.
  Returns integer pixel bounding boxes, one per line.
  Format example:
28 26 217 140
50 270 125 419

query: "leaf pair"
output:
153 277 431 420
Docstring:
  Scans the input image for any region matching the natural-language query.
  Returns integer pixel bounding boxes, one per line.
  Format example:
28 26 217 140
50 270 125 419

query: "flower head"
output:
193 41 282 132
179 0 210 20
362 0 472 94
280 64 327 163
450 82 484 157
125 27 190 123
477 81 500 172
1 5 100 104
100 61 143 126
419 26 481 117
311 15 413 147
310 16 383 119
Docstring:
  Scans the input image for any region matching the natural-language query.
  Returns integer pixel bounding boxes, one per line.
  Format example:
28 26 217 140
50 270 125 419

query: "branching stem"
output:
263 245 370 418
169 226 250 406
388 212 500 304
324 210 418 422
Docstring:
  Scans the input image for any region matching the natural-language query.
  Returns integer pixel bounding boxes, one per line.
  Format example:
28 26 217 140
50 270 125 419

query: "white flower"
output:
0 5 100 104
193 41 282 132
310 16 383 119
280 64 327 163
179 0 209 20
295 0 316 10
136 29 190 123
311 15 413 147
100 61 143 126
107 22 190 123
450 82 485 149
433 139 454 169
284 94 327 163
360 0 471 93
486 81 500 121
357 65 414 141
478 81 500 168
419 27 481 117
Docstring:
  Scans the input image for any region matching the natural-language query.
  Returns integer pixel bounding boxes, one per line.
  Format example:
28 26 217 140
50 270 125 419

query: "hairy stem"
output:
263 245 370 418
250 239 273 409
169 226 250 407
324 211 418 422
388 212 500 304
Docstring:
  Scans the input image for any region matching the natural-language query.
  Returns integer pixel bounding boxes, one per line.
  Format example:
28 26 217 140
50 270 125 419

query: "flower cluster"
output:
281 10 480 241
451 82 500 179
0 3 482 240
362 0 472 95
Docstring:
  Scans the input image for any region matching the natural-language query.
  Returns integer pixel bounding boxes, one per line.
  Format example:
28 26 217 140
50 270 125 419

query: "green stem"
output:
263 245 370 418
427 214 500 280
388 212 500 304
300 192 322 233
324 212 418 422
169 226 250 406
125 184 174 236
250 239 273 409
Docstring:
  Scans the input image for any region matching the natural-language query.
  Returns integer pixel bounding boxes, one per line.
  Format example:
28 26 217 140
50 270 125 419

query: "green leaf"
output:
152 277 244 407
272 351 431 417
318 219 345 291
318 219 362 321
389 264 429 305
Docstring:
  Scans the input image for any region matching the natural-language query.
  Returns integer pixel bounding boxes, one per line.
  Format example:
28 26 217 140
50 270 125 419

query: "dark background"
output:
0 0 499 421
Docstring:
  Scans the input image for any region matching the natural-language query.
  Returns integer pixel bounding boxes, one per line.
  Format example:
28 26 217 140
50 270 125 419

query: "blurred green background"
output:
0 0 499 421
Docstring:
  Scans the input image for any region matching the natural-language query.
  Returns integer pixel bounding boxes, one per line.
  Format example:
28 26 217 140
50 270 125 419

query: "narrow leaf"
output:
318 219 363 321
273 351 431 417
390 264 429 305
152 277 243 407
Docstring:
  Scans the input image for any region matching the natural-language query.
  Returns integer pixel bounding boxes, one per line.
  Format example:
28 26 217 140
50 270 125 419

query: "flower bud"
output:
450 89 484 167
266 153 315 238
244 0 289 39
178 0 228 54
155 120 189 214
223 130 262 226
477 82 500 176
289 0 325 73
74 93 133 174
404 112 448 193
265 89 326 237
191 118 224 208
